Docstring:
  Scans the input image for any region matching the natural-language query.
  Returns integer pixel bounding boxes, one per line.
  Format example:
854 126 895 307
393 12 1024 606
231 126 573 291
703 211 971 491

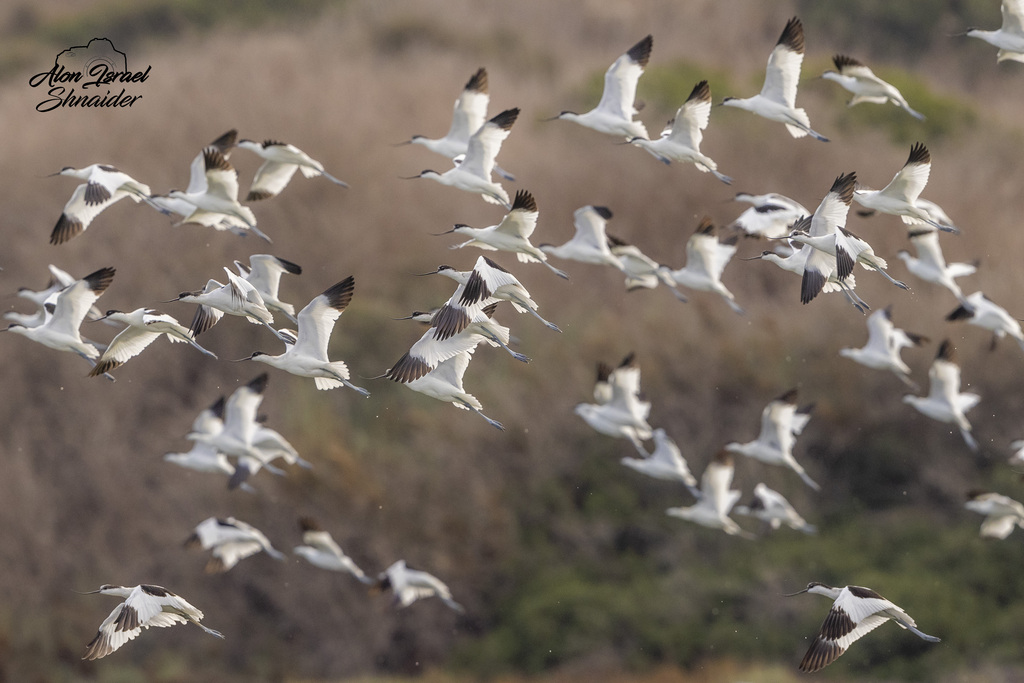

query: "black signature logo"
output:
28 38 151 113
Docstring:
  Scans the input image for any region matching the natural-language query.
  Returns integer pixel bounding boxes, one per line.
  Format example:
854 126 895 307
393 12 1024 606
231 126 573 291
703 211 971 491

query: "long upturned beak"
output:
783 587 811 597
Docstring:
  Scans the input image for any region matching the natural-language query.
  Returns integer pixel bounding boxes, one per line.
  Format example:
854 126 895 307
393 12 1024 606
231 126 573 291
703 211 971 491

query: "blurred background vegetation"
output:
1 0 1023 681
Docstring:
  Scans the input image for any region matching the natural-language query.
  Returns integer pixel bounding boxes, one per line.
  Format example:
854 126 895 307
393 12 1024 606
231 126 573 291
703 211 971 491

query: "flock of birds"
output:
5 2 1024 673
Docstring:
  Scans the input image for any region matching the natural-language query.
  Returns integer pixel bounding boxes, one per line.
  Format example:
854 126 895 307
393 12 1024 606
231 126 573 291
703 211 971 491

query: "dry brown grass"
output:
1 1 1023 681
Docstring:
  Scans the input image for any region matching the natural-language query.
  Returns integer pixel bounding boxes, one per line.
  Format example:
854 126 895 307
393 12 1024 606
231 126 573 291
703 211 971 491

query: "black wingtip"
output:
906 141 930 167
322 276 355 311
465 67 488 94
511 189 537 213
489 108 520 131
627 35 654 68
778 17 804 54
687 80 711 103
694 216 716 236
830 172 857 206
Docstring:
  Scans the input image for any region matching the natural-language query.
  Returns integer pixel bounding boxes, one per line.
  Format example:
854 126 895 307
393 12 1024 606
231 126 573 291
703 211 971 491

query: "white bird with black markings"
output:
743 246 870 314
788 582 940 673
79 583 223 661
239 276 370 395
787 173 909 299
149 130 261 238
163 396 255 491
722 17 829 142
730 191 810 241
403 67 516 181
3 266 115 369
903 340 980 451
964 0 1024 63
185 516 286 573
236 138 348 200
87 308 216 377
385 347 504 430
664 216 744 314
407 108 519 208
373 560 465 613
423 256 561 333
621 428 699 497
897 229 976 304
552 35 652 140
666 451 752 538
575 353 652 455
965 490 1024 539
439 190 569 279
725 388 819 491
186 374 309 488
821 55 925 119
606 234 688 301
540 205 625 270
293 517 373 584
839 306 927 388
734 482 816 534
170 267 277 340
853 142 958 233
629 80 732 183
167 147 264 238
49 164 156 245
6 263 111 328
232 254 302 323
947 291 1024 353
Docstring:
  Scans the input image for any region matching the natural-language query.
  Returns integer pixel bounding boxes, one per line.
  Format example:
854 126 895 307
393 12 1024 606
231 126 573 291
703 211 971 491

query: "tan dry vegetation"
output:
1 0 1024 681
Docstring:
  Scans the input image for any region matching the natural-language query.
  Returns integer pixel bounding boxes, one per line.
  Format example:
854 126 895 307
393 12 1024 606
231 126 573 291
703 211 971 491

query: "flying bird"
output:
666 450 752 538
821 55 925 119
663 216 744 314
88 308 217 377
385 348 504 430
407 108 519 208
79 584 223 660
232 254 303 323
439 189 569 279
170 267 278 340
721 17 829 141
729 191 810 242
540 205 625 270
236 138 348 199
293 517 373 584
373 560 465 613
839 306 927 388
552 35 652 140
240 276 370 395
575 352 653 455
964 490 1024 539
167 147 264 239
185 516 286 573
3 266 116 373
788 582 940 673
964 0 1024 63
163 396 255 492
947 291 1024 353
725 388 819 490
734 482 816 534
902 340 980 451
897 229 976 305
853 143 959 233
606 234 688 301
402 67 515 181
629 80 732 183
621 428 700 497
49 165 157 244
